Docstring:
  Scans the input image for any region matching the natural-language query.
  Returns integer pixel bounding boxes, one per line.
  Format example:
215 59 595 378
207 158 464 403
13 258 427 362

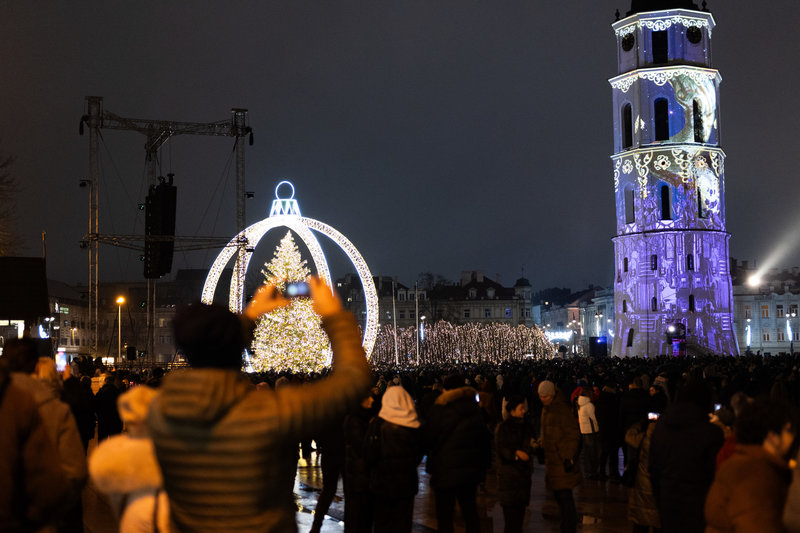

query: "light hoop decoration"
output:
201 181 380 358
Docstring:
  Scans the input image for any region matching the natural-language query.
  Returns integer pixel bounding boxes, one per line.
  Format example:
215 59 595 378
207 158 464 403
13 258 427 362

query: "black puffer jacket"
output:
495 416 534 506
649 401 724 533
423 386 492 489
364 417 422 499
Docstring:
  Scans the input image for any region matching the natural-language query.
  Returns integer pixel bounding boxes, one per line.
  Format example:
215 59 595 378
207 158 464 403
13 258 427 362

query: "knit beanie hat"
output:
538 380 556 397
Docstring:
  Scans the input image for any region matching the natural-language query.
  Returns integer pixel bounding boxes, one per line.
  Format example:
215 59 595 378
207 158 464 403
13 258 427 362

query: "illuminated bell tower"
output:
609 1 738 356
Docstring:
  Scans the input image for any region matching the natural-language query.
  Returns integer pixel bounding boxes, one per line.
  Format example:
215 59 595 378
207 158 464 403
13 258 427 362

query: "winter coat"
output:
89 434 170 533
95 381 124 438
619 387 649 432
10 373 88 495
541 391 582 491
343 406 373 493
423 386 492 489
705 445 790 533
628 422 660 528
364 417 423 500
495 416 534 506
649 401 724 533
147 310 371 533
596 387 621 448
577 395 599 434
0 368 70 532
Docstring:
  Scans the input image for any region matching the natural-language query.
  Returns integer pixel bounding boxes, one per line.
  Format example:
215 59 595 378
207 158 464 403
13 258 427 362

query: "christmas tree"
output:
250 231 331 372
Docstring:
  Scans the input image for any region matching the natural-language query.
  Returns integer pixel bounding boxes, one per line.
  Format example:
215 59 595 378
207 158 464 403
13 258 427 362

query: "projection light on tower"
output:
201 180 379 363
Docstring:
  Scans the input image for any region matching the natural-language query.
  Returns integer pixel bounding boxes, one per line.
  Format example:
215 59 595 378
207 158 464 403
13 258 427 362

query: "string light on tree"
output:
250 231 331 372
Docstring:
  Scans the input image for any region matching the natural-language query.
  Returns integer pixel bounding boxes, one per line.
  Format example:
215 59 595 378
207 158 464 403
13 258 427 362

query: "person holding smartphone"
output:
147 277 371 533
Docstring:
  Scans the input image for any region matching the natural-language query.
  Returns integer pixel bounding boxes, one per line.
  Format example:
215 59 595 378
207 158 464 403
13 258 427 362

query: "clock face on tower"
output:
622 33 635 51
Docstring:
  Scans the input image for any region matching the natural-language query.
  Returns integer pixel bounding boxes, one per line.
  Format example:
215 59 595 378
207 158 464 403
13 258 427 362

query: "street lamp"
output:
116 296 125 365
594 311 603 336
787 311 796 355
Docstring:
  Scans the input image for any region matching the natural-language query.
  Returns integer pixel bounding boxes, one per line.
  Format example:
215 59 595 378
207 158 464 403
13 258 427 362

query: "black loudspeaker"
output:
589 336 608 358
126 346 137 361
144 176 177 279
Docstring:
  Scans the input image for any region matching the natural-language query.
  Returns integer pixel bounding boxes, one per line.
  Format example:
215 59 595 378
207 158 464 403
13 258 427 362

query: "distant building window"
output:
778 331 785 342
689 294 696 312
651 254 658 271
398 310 405 319
654 98 669 141
624 257 629 272
777 305 785 318
744 305 751 319
651 296 658 312
625 189 635 224
763 330 771 342
762 305 769 318
419 293 426 301
652 30 668 64
660 185 671 220
484 308 491 318
792 304 799 316
693 99 704 143
505 308 512 318
622 300 628 313
487 288 495 299
464 309 471 318
698 189 707 219
687 254 694 271
627 328 635 347
469 288 477 299
622 103 633 149
410 311 415 320
398 293 405 301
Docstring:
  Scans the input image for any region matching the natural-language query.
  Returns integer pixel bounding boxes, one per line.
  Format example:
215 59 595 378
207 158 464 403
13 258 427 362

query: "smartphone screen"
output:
714 403 722 411
648 412 660 421
283 281 311 298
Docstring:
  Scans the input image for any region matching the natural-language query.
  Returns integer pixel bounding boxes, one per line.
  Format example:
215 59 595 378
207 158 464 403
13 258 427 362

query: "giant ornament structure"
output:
201 181 379 359
609 1 738 356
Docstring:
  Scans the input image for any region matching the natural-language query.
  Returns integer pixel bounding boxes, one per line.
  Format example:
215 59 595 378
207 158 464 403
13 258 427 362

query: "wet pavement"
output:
83 446 631 532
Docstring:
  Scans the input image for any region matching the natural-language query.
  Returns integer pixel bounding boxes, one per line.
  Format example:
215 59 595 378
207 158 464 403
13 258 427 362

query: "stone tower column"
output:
609 3 738 357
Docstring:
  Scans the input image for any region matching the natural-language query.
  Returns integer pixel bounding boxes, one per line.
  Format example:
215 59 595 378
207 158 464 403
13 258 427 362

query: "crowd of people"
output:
3 278 800 533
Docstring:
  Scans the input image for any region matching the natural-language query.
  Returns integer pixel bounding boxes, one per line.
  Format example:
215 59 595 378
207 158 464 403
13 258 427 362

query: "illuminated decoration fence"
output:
370 321 556 365
201 181 379 358
609 7 737 356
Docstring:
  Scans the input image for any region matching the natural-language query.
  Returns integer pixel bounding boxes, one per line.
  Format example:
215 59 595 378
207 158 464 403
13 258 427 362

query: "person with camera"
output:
538 380 581 533
495 394 535 533
147 277 371 533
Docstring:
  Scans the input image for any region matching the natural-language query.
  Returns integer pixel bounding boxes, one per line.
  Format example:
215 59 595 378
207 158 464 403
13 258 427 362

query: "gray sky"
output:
2 1 798 292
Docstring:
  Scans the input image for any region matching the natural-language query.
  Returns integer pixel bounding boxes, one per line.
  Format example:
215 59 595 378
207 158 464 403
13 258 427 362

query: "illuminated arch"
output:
201 183 379 358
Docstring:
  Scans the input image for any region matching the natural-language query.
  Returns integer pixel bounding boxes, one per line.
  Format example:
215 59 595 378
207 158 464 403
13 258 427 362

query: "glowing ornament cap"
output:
269 180 301 217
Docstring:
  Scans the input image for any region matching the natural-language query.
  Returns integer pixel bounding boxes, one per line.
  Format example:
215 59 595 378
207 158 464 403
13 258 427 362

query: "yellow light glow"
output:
116 296 126 304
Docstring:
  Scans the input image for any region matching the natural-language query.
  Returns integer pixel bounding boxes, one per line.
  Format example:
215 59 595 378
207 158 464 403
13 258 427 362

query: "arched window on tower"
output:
660 185 671 220
625 188 635 224
687 253 694 271
693 99 704 143
622 103 633 149
697 188 707 219
654 98 669 141
652 30 668 64
651 254 658 271
627 328 635 347
622 300 628 313
651 296 658 312
623 257 629 272
689 294 696 312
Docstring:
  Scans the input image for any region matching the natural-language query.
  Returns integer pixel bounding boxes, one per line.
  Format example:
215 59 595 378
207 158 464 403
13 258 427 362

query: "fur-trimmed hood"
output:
434 386 477 406
89 435 162 494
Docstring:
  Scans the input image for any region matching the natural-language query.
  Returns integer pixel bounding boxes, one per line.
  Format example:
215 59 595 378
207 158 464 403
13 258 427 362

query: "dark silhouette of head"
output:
1 338 39 374
172 302 246 370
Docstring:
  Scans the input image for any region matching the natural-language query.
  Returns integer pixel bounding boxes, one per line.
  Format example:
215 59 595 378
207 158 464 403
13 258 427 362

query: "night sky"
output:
2 1 798 293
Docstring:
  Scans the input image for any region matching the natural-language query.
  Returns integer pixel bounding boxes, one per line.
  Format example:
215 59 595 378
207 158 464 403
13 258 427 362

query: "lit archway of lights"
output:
201 184 379 358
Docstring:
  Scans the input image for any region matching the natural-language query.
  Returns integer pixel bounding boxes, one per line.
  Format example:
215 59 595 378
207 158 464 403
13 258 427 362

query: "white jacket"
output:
576 395 599 435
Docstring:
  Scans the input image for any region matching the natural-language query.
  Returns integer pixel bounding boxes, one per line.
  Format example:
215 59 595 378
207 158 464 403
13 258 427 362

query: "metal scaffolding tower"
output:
80 96 252 363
